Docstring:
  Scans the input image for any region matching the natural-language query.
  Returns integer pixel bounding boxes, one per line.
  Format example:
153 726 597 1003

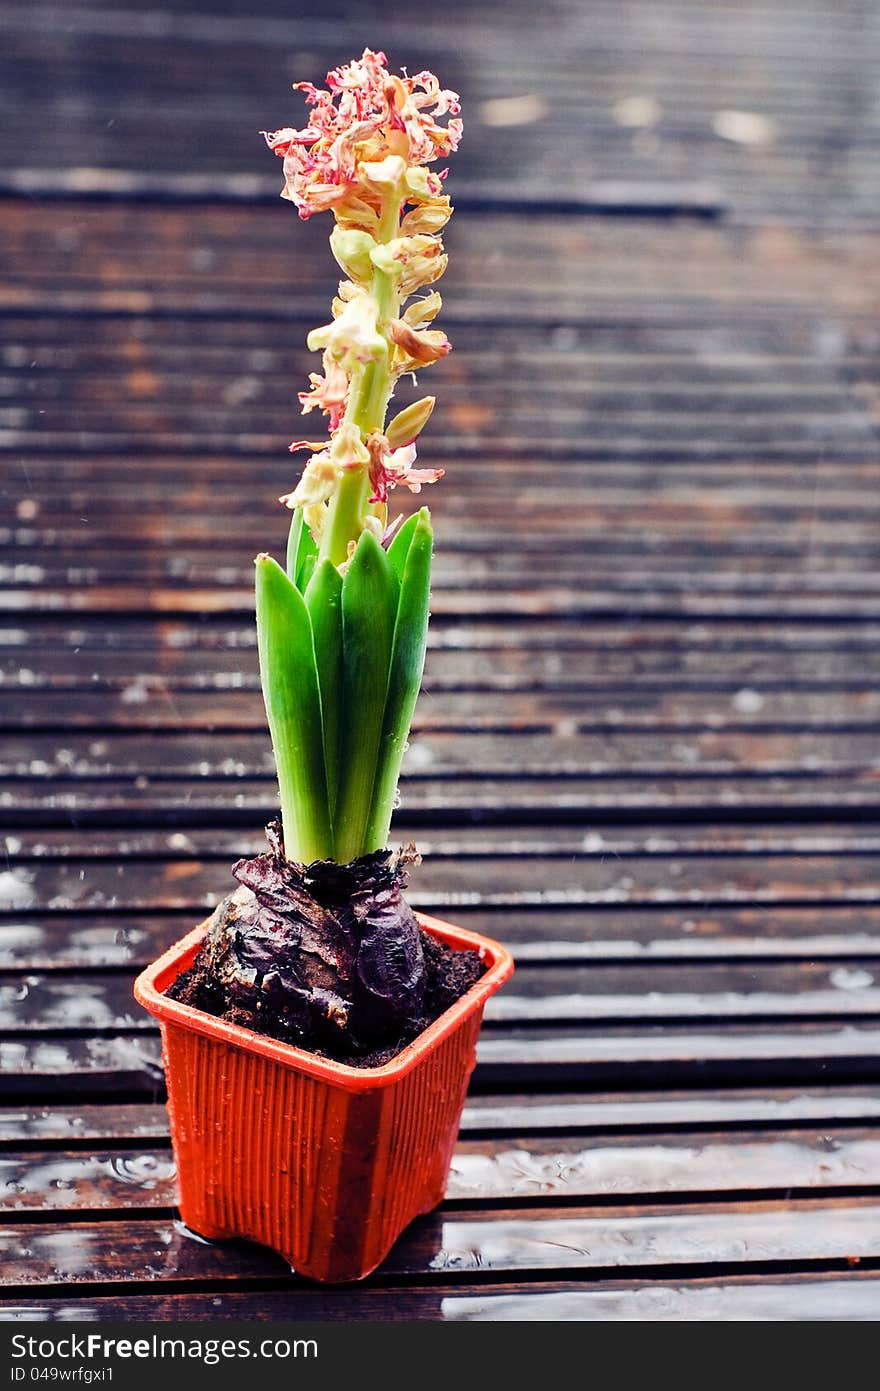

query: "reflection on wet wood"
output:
4 1271 880 1322
3 1199 880 1287
2 1128 879 1216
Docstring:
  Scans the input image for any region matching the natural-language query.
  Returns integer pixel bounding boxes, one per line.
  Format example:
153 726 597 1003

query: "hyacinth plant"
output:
169 55 465 1056
257 49 461 868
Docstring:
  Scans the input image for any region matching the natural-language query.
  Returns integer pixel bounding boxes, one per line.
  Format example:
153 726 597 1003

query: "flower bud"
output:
329 226 377 284
385 396 436 448
403 167 441 201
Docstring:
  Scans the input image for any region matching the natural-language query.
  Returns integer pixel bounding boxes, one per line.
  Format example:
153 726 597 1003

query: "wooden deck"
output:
2 0 880 1320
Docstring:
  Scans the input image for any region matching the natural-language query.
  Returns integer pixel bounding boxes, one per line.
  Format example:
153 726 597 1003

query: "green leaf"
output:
385 511 420 582
304 559 344 822
365 508 433 851
255 553 332 862
298 551 317 591
286 508 318 591
334 530 400 862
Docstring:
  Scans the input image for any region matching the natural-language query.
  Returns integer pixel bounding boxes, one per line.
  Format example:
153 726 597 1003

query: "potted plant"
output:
134 49 513 1284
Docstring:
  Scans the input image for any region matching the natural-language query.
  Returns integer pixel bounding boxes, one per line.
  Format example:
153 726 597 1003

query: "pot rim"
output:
133 911 513 1092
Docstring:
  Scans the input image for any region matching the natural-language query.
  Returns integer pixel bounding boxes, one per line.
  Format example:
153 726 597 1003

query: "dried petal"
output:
389 319 451 365
264 50 462 219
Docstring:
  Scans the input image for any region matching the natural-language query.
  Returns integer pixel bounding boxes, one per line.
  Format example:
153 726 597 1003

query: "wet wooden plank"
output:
4 832 880 915
4 511 880 557
460 1088 880 1136
0 1149 176 1213
474 1024 880 1086
3 727 880 826
0 4 876 223
6 1022 880 1095
6 619 880 680
5 382 878 445
6 906 880 972
6 510 880 549
399 1272 880 1321
8 586 880 620
7 774 880 825
4 322 876 385
6 620 878 662
1 284 877 467
7 355 874 410
454 1130 880 1203
6 535 880 580
1 256 878 380
2 366 873 422
0 1036 164 1096
6 295 875 369
2 204 878 303
8 1087 880 1147
2 370 877 447
5 425 878 467
389 1199 880 1279
4 402 874 467
1 1127 879 1216
9 547 880 590
5 567 880 617
4 844 880 915
3 314 874 393
7 960 880 1036
6 623 878 676
13 530 873 571
4 1271 880 1321
0 1104 171 1146
2 1198 880 1287
484 963 880 1023
10 687 880 733
5 468 879 527
6 821 880 859
5 727 880 782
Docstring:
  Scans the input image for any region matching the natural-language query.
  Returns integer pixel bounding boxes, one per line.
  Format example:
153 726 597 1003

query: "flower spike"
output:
257 53 458 862
265 48 458 565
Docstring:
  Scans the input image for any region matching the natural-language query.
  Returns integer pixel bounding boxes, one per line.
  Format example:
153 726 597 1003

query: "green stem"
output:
318 466 371 568
317 194 401 567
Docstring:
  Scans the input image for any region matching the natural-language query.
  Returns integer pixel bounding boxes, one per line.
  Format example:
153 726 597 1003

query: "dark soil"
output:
169 927 485 1068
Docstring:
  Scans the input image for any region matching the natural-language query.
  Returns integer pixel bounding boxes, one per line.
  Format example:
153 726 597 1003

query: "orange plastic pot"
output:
133 912 513 1283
